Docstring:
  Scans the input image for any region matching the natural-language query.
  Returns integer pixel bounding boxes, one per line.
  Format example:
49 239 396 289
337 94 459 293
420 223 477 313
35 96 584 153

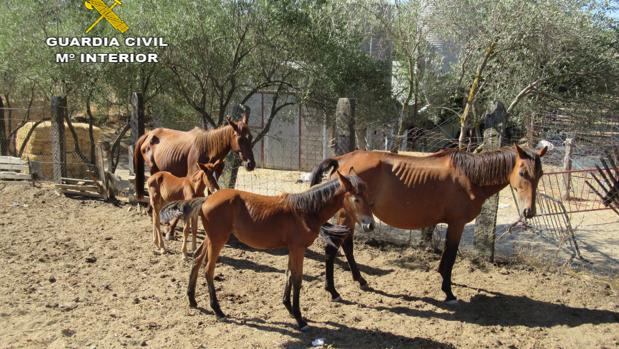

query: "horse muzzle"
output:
244 160 256 171
361 218 375 232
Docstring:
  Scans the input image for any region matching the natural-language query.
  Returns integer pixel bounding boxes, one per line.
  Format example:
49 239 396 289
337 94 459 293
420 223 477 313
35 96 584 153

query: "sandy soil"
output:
0 181 617 348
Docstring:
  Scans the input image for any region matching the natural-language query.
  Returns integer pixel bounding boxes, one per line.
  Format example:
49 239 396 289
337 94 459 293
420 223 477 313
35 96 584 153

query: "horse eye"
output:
519 170 526 177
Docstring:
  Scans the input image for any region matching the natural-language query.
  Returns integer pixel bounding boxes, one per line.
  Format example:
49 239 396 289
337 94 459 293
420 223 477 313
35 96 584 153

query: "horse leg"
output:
191 216 198 253
437 222 465 303
342 235 367 288
204 239 225 318
288 247 308 330
187 239 207 308
282 268 293 314
166 217 179 241
152 203 165 254
181 219 191 256
324 243 341 301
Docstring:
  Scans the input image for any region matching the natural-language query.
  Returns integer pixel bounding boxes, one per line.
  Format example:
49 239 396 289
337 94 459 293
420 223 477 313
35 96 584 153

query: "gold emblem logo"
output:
84 0 129 33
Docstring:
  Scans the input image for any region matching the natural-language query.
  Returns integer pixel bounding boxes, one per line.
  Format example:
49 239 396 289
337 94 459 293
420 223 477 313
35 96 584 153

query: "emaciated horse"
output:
310 145 547 303
160 170 376 330
147 160 222 254
134 111 256 200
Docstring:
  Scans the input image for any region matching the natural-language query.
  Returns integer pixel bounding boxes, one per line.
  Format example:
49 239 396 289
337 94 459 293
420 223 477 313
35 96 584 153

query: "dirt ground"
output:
0 181 618 348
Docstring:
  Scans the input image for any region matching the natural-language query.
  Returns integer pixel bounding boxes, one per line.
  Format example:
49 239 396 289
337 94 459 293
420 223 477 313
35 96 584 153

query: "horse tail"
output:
310 158 340 186
134 133 147 199
159 197 206 225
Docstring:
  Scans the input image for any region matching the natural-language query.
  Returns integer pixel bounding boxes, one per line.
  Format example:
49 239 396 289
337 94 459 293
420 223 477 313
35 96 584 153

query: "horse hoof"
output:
359 283 370 291
332 295 343 302
188 300 198 308
445 299 459 306
299 323 310 332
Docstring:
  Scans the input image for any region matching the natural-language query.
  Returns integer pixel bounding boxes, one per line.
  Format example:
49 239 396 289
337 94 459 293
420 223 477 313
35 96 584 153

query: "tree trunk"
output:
459 40 496 149
4 94 13 154
473 101 506 262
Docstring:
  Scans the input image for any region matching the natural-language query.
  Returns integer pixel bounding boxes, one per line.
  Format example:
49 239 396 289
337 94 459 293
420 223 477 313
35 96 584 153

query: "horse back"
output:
202 189 301 249
336 150 476 227
144 128 197 177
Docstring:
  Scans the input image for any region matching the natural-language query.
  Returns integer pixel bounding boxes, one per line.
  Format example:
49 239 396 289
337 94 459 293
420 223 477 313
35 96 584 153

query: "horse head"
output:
336 168 375 232
509 144 547 218
197 160 222 194
226 113 256 171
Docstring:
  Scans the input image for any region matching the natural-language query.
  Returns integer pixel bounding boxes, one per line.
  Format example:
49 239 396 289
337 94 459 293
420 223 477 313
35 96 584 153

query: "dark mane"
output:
286 176 362 215
447 147 519 186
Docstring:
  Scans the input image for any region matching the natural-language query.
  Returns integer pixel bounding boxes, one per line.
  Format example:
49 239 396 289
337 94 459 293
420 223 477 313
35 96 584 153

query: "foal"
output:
147 160 221 254
161 170 375 330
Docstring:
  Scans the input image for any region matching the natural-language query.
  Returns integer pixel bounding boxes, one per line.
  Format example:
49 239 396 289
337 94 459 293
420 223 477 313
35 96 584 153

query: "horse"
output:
133 111 256 201
310 144 547 303
147 160 222 254
134 111 255 240
160 170 376 330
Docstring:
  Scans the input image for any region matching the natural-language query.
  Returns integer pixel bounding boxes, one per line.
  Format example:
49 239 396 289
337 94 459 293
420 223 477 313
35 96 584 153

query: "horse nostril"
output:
363 221 375 232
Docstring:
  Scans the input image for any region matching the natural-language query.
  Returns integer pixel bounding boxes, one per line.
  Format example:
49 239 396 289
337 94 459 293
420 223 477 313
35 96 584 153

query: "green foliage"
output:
0 0 616 144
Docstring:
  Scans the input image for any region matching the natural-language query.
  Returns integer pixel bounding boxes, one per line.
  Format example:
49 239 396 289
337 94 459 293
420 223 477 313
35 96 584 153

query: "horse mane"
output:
285 176 362 215
445 147 522 186
195 125 234 156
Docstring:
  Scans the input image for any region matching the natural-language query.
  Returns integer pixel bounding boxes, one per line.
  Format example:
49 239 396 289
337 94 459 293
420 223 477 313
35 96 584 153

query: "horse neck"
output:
308 191 347 230
450 148 516 202
472 182 510 203
198 126 234 161
189 172 207 193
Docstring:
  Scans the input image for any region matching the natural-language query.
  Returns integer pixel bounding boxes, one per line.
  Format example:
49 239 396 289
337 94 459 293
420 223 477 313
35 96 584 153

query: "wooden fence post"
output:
334 98 356 155
0 96 7 156
51 96 67 182
130 91 144 155
96 140 114 200
474 101 507 261
562 138 573 200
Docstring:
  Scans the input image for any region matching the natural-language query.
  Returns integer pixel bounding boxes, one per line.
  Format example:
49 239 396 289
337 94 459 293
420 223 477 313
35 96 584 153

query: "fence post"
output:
322 112 329 159
0 96 6 156
130 91 144 153
334 98 356 155
474 101 507 261
51 96 67 182
96 140 114 200
562 138 573 200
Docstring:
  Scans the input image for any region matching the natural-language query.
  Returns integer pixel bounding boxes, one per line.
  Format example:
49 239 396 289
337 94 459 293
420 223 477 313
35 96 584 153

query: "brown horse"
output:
160 170 375 330
310 145 547 303
134 111 256 200
147 160 222 254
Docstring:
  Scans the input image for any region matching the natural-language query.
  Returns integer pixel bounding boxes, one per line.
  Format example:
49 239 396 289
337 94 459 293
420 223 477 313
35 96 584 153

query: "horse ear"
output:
514 144 528 159
336 170 354 191
537 146 548 157
212 159 223 168
348 167 358 177
226 115 239 133
196 162 207 172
